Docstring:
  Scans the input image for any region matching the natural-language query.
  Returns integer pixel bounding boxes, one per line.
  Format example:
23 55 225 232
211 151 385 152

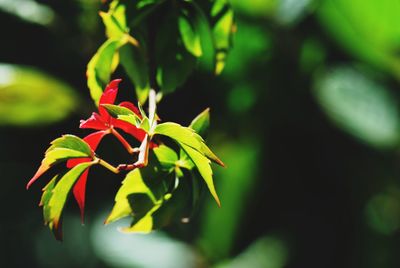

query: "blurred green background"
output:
2 0 400 267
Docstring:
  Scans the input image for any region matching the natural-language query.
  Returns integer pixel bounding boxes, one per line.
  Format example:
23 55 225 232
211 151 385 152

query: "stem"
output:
97 158 120 174
111 128 138 154
148 89 157 130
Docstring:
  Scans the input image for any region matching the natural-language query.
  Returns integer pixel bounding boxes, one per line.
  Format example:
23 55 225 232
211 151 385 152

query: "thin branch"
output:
97 158 120 174
111 128 139 154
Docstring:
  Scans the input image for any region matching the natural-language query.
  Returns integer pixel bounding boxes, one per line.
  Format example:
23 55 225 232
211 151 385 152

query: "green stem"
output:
97 158 120 174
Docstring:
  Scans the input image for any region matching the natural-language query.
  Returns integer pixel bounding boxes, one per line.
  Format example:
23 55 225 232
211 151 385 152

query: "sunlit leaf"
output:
27 135 93 189
87 39 122 105
210 0 235 74
47 161 95 240
40 175 58 222
314 66 400 149
100 1 128 39
154 122 224 166
101 103 136 117
189 107 210 137
180 143 220 207
0 64 78 126
106 169 157 224
178 2 203 57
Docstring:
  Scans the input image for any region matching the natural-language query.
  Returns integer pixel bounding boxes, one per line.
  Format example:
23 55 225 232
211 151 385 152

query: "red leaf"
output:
113 118 147 141
73 169 89 223
67 130 108 223
99 79 121 118
80 112 107 130
119 101 141 117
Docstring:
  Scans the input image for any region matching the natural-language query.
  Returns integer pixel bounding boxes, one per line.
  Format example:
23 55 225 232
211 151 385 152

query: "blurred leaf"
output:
317 0 400 77
47 161 95 240
189 108 210 137
0 0 55 26
230 0 275 18
27 135 93 189
275 0 313 26
199 140 260 260
217 236 289 268
210 0 235 74
222 20 271 78
365 188 400 236
120 42 150 104
0 64 78 126
299 38 326 73
178 2 203 57
314 66 400 149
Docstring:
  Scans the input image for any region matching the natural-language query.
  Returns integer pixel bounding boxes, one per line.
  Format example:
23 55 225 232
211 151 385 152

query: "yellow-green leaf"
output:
47 161 95 240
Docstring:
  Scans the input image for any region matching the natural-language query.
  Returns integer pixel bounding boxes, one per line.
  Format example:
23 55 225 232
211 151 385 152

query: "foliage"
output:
27 0 232 240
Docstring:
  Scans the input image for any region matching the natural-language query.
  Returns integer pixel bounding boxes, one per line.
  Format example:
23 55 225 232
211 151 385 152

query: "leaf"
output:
178 3 203 57
47 161 95 240
100 1 128 39
189 107 210 137
101 103 136 117
120 42 150 104
153 122 222 206
40 175 58 222
316 0 400 77
180 143 220 207
47 135 92 156
0 64 78 126
314 66 400 149
155 12 197 94
105 169 157 224
27 135 93 189
87 39 123 105
153 122 224 166
210 0 235 74
153 144 179 170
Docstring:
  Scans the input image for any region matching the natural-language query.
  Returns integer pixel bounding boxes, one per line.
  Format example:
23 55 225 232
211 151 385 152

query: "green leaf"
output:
178 4 203 57
40 175 58 222
27 135 93 189
105 169 157 224
140 117 150 133
47 135 92 156
154 122 224 166
210 0 235 74
180 143 220 207
153 144 179 170
87 38 123 105
120 42 150 104
314 66 400 149
100 1 128 39
0 64 78 126
101 103 135 117
118 114 142 127
155 12 197 94
47 161 95 239
316 0 400 77
189 107 210 137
